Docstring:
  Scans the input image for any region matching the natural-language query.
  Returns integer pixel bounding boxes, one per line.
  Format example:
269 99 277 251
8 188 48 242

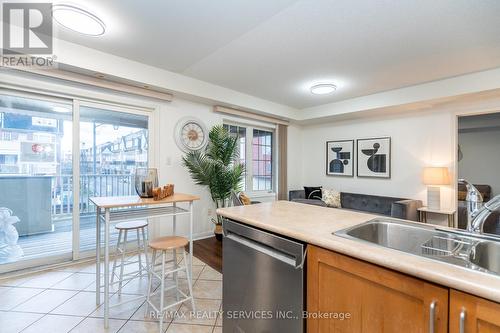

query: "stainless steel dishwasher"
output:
222 219 306 333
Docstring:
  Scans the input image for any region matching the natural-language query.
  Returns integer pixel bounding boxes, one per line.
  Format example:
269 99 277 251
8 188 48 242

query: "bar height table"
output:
90 193 200 328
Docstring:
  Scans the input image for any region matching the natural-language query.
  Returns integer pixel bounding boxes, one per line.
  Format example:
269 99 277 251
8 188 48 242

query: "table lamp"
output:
422 167 451 210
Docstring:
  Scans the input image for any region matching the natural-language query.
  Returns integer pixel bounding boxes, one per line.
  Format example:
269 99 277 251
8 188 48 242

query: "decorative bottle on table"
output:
134 168 159 198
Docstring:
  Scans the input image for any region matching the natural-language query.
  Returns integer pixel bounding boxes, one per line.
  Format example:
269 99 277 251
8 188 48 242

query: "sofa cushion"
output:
289 190 305 201
341 192 407 217
304 186 322 200
322 189 341 208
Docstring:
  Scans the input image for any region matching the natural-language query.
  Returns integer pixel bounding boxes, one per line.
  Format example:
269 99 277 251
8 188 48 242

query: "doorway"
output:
457 112 500 234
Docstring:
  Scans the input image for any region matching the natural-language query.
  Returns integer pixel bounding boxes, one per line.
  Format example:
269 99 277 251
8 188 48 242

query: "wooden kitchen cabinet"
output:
307 245 449 333
450 290 500 333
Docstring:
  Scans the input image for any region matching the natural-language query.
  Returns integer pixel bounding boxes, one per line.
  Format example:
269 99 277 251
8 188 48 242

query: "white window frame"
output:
223 120 276 196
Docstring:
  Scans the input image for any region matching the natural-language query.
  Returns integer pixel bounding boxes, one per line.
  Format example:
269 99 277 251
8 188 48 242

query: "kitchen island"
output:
217 200 500 333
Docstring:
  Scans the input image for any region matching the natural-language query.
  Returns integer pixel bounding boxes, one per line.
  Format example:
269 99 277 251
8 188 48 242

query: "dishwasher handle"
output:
223 220 306 269
226 232 298 267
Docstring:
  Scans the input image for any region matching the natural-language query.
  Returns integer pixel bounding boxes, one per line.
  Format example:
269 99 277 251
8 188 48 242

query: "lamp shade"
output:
422 167 451 185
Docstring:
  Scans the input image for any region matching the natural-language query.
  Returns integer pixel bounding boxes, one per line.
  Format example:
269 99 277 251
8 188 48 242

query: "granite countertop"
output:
217 200 500 303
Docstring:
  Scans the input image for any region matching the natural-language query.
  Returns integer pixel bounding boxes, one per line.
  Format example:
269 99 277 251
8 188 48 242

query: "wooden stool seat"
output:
149 236 188 251
146 236 195 331
115 220 148 230
111 220 149 295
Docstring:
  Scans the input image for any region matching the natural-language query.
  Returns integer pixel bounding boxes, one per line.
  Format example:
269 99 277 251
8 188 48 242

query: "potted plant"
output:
182 125 244 240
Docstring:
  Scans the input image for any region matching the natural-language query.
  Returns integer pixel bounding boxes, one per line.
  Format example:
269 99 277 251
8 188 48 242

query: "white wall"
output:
152 98 224 240
297 109 456 210
459 128 500 197
287 124 303 193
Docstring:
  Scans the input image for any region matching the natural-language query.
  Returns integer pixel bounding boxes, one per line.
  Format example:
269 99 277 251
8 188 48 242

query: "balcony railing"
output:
51 174 135 217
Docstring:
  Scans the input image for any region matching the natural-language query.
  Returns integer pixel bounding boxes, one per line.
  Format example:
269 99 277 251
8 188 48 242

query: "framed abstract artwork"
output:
326 140 354 177
356 137 391 178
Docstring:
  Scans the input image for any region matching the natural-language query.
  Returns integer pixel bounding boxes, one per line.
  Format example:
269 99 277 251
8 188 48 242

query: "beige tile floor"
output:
0 254 223 333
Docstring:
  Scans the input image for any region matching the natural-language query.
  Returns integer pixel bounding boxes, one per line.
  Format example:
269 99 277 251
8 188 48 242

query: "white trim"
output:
72 99 81 259
222 116 276 130
16 68 173 102
1 70 160 112
223 120 275 195
214 105 289 125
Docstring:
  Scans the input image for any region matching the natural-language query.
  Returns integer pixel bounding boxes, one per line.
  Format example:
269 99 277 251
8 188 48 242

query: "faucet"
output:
459 179 500 233
469 195 500 233
458 179 483 231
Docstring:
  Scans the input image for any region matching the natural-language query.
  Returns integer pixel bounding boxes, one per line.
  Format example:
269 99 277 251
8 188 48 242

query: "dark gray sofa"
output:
289 190 422 221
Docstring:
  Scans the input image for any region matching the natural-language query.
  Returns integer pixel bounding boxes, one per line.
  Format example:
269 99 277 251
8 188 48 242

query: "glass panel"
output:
252 128 273 191
79 106 149 253
0 93 72 265
224 124 246 190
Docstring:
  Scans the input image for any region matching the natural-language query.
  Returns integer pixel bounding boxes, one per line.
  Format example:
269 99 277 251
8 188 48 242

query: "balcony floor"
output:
2 215 138 265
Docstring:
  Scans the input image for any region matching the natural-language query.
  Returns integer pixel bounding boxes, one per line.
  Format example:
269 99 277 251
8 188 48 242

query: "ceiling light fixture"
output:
310 83 337 95
53 4 106 36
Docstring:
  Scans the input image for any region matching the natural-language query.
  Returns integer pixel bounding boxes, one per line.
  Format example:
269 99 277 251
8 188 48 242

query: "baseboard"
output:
193 231 215 240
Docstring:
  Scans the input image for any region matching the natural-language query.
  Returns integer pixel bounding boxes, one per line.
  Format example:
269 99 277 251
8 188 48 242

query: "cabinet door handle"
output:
429 301 437 333
459 308 466 333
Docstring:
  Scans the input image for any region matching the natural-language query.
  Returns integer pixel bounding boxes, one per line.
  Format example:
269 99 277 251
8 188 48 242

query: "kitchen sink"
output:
335 218 500 277
469 241 500 275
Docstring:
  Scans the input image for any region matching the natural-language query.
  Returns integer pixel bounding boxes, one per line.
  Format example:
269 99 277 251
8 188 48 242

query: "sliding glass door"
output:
0 92 73 267
78 105 150 255
0 91 152 272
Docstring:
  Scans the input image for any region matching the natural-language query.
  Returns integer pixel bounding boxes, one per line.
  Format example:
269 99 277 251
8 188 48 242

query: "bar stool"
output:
145 236 195 332
110 220 149 295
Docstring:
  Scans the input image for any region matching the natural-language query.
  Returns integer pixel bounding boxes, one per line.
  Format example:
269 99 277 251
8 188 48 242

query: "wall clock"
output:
174 117 208 153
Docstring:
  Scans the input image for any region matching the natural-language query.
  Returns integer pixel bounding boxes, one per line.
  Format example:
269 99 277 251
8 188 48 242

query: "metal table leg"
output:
173 203 178 300
96 207 101 305
189 201 193 281
104 208 110 328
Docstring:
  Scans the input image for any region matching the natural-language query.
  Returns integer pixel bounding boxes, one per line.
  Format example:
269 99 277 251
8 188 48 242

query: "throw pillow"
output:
304 186 322 200
322 189 341 208
239 192 252 205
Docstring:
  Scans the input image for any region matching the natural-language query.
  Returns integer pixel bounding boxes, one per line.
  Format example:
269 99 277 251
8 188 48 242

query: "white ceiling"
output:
54 0 500 109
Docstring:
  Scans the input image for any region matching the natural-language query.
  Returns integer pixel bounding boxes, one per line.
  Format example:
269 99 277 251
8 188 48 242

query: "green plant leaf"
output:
182 125 245 204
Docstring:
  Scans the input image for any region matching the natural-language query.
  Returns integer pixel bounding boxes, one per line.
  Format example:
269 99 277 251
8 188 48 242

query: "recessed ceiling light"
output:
310 83 337 95
53 4 106 36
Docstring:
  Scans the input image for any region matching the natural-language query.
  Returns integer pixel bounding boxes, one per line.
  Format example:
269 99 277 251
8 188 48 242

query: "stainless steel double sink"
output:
335 218 500 276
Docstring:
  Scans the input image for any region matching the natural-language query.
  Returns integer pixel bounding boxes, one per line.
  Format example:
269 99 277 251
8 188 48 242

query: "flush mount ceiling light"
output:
53 4 106 36
310 83 337 95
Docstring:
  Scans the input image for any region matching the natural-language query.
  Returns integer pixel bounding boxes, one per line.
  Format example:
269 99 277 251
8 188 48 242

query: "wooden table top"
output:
90 193 200 209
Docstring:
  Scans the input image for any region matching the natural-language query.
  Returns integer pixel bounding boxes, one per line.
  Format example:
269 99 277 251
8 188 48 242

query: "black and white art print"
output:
357 137 391 178
326 140 354 177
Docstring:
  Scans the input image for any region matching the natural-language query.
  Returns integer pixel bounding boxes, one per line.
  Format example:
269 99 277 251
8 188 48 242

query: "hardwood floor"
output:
188 236 222 273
